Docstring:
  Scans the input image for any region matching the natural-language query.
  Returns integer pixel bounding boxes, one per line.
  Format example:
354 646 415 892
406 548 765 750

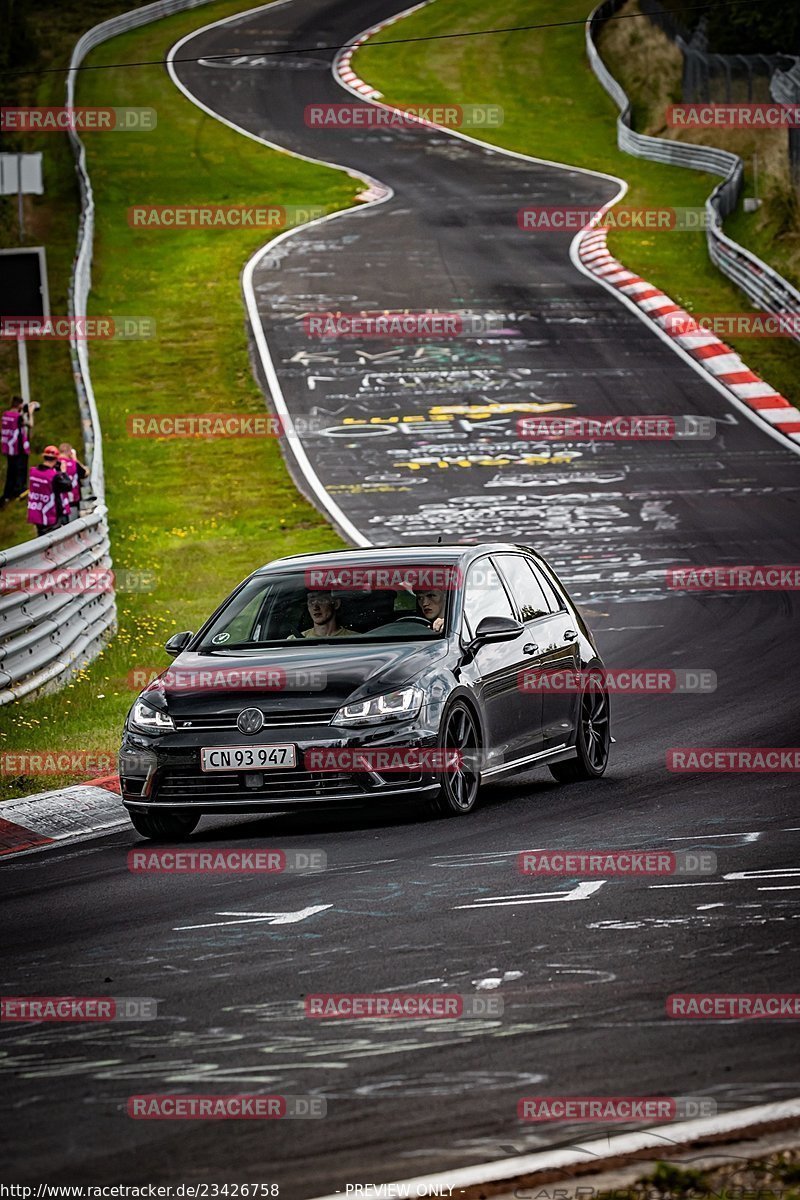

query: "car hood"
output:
140 640 450 717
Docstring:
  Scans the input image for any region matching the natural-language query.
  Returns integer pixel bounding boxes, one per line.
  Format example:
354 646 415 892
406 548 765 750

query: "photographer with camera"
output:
1 395 34 504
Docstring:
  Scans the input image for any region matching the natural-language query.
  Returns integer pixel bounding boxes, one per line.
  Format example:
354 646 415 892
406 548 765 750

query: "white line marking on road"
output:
649 881 723 889
455 881 605 909
662 833 762 841
175 904 332 930
651 868 800 890
726 868 800 879
758 885 800 892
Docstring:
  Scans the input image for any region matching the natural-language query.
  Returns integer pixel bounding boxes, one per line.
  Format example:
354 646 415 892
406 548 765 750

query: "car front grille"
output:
173 709 337 731
155 767 363 801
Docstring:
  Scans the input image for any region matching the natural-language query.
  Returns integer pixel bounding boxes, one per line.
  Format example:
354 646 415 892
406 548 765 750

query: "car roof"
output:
253 543 541 575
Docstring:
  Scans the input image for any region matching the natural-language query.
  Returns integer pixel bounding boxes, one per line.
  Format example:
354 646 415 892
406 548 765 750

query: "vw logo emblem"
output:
237 708 264 735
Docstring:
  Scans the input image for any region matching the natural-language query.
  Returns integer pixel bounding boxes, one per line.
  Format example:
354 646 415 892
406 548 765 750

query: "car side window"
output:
528 560 565 613
495 554 552 623
463 558 515 637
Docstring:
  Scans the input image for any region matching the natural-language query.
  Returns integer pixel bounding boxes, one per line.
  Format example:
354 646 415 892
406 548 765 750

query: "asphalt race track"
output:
2 0 800 1193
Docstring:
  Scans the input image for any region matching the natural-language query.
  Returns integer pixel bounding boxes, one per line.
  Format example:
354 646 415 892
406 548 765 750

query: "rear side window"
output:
529 559 566 613
494 554 551 622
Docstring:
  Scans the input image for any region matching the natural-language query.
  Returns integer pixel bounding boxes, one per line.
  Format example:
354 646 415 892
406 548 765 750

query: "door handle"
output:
563 629 579 642
523 643 539 655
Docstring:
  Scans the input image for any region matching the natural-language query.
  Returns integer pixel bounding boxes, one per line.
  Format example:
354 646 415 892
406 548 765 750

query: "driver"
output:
415 589 446 633
291 590 358 639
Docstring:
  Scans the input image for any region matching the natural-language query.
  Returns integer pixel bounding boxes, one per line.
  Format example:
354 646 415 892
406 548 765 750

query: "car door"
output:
461 557 532 769
496 554 581 750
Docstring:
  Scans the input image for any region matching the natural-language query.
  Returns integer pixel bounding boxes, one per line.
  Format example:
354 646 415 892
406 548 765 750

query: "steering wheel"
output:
394 615 432 626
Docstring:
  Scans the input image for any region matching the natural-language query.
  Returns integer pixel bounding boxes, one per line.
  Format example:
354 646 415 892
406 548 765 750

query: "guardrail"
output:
0 0 216 705
586 0 800 343
0 512 114 702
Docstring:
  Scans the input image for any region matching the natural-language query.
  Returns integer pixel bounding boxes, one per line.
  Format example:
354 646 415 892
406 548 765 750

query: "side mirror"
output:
165 630 194 657
472 615 524 645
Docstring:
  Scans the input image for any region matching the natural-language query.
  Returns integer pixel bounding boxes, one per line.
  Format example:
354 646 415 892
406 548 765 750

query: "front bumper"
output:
119 719 440 813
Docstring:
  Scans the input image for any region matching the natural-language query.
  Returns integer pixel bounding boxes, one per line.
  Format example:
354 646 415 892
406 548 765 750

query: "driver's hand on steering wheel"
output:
432 617 444 633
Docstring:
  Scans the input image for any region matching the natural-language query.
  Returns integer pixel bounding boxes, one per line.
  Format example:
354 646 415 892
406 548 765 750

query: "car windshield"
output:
196 567 455 651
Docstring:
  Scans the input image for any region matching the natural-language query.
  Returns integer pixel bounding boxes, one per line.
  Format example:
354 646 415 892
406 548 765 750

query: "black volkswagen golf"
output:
119 544 610 839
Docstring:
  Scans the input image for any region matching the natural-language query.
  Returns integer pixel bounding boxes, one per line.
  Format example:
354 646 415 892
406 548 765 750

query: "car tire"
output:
427 700 482 817
549 671 610 783
129 810 200 841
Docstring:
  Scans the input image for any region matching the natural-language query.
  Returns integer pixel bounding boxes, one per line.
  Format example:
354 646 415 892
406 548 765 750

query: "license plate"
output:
200 744 296 772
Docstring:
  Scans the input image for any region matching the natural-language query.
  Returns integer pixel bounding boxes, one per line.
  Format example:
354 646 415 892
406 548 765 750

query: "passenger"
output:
416 589 446 633
291 591 358 639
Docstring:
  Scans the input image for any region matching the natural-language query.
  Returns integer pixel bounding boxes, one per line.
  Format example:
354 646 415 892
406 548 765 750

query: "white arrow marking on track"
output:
175 904 332 930
454 881 605 909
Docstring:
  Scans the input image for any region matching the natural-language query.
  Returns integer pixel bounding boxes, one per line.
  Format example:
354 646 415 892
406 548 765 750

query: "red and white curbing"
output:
335 38 383 99
0 777 124 859
334 4 430 110
577 228 800 444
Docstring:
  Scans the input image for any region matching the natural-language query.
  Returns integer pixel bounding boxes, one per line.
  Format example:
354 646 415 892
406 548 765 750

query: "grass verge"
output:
352 0 800 405
0 0 140 550
605 1150 800 1199
0 0 356 801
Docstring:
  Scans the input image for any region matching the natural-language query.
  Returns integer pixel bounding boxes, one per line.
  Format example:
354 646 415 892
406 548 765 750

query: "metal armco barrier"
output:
0 513 114 702
0 0 216 705
586 0 800 345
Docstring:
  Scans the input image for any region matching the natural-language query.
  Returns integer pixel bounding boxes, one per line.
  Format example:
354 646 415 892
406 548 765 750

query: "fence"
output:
771 59 800 187
639 0 792 103
0 0 216 704
586 0 800 345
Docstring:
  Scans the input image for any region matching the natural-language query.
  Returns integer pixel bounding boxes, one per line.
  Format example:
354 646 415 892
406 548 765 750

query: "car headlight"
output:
129 697 175 734
334 686 423 726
